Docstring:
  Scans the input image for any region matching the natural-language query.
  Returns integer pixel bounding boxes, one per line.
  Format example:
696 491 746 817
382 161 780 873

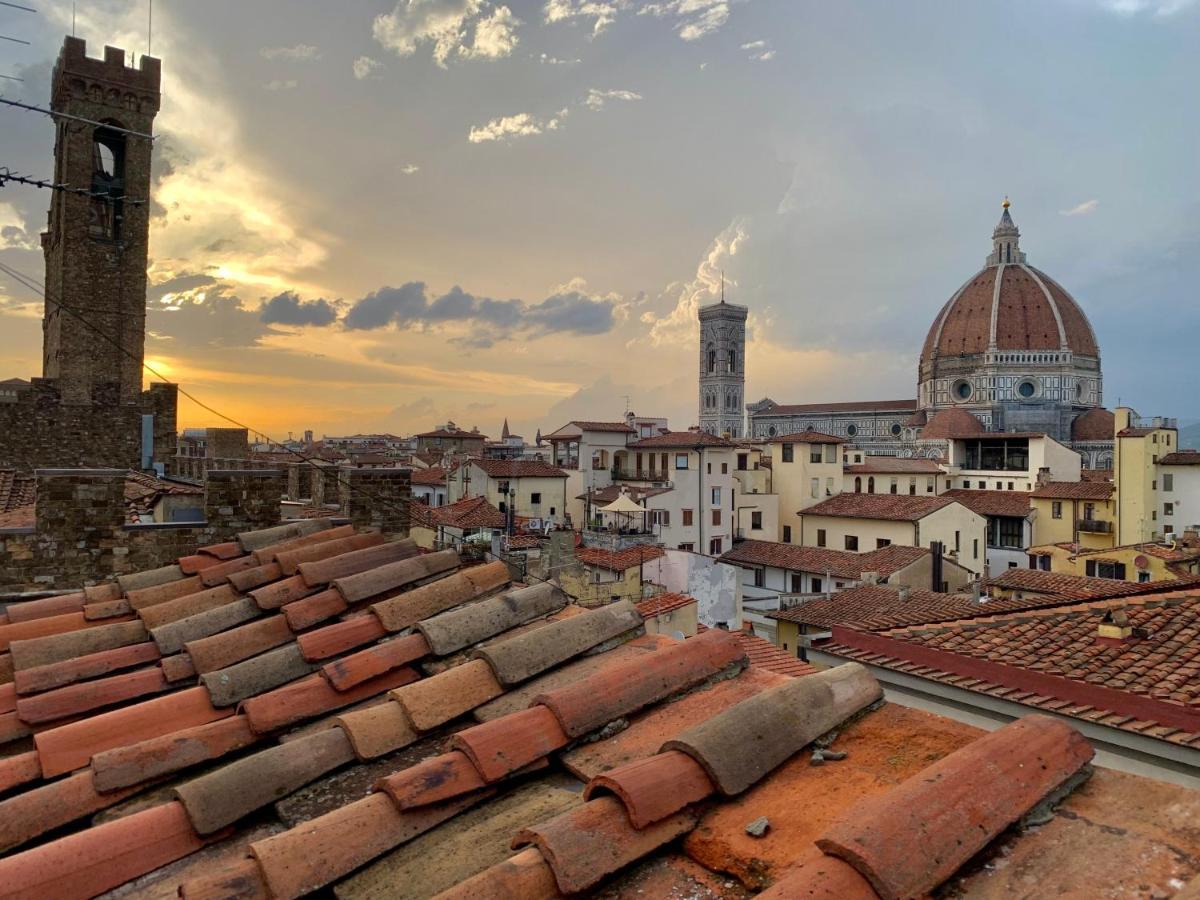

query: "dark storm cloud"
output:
342 281 615 340
259 291 338 327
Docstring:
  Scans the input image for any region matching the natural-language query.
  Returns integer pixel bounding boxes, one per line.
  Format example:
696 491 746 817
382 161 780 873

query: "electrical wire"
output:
0 166 147 204
0 258 567 593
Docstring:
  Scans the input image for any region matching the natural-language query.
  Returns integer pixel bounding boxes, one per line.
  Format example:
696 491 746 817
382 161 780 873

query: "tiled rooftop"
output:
770 430 843 445
988 567 1199 601
1162 450 1200 466
0 519 1198 898
575 544 666 572
843 458 942 475
941 487 1033 518
1030 480 1115 500
767 584 1072 631
635 592 696 618
409 495 505 530
823 591 1200 747
627 431 737 449
470 459 568 478
800 492 955 521
719 540 929 579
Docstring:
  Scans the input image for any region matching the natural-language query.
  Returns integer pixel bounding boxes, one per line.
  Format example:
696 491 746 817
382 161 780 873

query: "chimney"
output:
897 586 911 603
1036 467 1051 487
1097 609 1132 641
971 579 982 605
861 570 879 586
930 540 944 592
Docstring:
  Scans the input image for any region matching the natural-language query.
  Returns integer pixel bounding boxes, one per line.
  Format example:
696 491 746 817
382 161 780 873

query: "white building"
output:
1160 450 1200 537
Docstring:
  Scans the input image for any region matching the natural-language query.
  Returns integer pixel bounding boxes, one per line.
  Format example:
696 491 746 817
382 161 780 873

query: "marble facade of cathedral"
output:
733 204 1115 469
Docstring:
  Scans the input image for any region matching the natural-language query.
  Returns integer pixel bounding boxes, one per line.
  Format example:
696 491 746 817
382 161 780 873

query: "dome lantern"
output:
987 198 1025 267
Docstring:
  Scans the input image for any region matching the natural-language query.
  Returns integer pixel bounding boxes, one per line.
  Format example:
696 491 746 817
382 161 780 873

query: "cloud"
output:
538 53 581 64
741 39 774 60
1097 0 1196 15
353 56 383 79
543 0 625 36
343 281 616 342
640 0 733 41
264 79 298 91
468 111 560 143
1060 199 1100 217
259 291 339 327
401 163 421 175
148 288 272 349
585 88 643 110
260 44 321 61
373 0 521 68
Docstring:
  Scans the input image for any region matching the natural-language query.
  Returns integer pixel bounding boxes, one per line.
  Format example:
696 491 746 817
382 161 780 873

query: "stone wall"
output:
205 428 250 460
338 467 411 536
174 455 276 482
0 468 284 592
286 463 314 502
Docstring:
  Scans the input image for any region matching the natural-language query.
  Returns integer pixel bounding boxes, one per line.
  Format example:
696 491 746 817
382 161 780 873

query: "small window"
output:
1165 503 1175 516
711 487 721 505
782 525 792 543
973 538 979 559
682 509 694 526
955 530 961 553
781 444 794 463
844 534 859 551
678 542 694 551
751 511 763 530
707 462 712 474
790 573 802 592
824 444 836 463
909 478 917 495
876 538 891 549
1164 474 1174 492
708 537 722 555
977 481 986 490
815 528 825 547
754 568 765 588
675 453 689 470
926 478 934 493
712 509 721 526
825 477 834 496
889 478 898 495
811 478 820 499
812 577 823 593
530 492 542 505
721 462 728 474
811 446 822 463
1052 501 1062 519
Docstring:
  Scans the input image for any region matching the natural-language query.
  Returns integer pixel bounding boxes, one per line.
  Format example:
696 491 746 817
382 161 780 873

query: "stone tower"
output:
41 37 161 405
698 292 748 437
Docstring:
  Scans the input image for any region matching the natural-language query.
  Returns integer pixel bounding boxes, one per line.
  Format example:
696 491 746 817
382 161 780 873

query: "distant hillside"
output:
1181 422 1200 450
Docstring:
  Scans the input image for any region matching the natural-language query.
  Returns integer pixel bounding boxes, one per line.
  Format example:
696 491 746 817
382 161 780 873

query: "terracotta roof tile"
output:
90 715 259 792
470 459 567 478
770 430 844 445
636 592 697 618
918 407 986 440
1030 480 1115 500
583 750 713 829
720 540 930 578
3 592 86 624
410 496 505 530
272 531 385 576
297 614 389 663
844 457 943 474
13 640 160 695
816 716 1092 899
987 567 1195 601
1162 450 1200 466
628 431 737 449
800 492 956 521
942 488 1032 518
732 630 820 678
241 665 418 734
575 544 665 571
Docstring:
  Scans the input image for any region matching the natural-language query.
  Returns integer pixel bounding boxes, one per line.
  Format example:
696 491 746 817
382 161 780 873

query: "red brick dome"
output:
920 206 1099 369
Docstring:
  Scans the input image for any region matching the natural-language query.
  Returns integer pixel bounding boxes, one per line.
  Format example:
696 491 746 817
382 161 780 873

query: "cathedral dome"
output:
919 204 1100 373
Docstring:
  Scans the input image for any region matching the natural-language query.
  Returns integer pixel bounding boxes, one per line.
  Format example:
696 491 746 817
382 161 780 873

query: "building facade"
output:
745 203 1112 466
698 297 747 438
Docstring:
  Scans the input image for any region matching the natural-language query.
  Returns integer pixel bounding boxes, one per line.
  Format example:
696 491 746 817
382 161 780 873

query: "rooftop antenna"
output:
147 0 152 56
720 269 725 304
72 0 75 36
622 395 631 416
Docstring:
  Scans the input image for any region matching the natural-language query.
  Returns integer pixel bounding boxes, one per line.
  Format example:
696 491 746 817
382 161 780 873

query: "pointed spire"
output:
501 418 510 440
988 197 1025 266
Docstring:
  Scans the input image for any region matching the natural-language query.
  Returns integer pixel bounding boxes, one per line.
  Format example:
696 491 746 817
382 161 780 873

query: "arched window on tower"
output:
867 477 875 493
90 124 126 240
707 344 716 374
854 476 862 493
728 349 736 373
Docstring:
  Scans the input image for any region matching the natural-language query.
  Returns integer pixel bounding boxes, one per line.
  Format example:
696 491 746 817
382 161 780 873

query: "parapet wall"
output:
0 468 283 592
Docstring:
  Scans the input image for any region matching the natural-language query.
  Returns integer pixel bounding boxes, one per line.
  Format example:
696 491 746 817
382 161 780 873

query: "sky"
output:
1 0 1198 442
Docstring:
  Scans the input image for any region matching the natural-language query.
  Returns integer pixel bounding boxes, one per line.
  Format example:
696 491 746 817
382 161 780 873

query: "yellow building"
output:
1029 480 1115 551
764 431 844 545
635 593 699 637
409 495 505 550
795 492 987 576
1028 538 1200 583
557 544 665 608
1113 407 1180 545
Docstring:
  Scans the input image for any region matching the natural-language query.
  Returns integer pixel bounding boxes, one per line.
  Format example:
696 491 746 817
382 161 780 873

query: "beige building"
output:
415 424 488 455
844 457 947 497
796 492 987 577
557 545 665 608
763 431 844 545
449 459 569 523
544 420 639 525
611 431 741 556
635 593 700 637
943 431 1081 493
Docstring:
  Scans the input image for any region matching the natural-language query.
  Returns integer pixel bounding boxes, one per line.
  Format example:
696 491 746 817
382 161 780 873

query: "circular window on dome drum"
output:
953 380 972 401
846 424 858 437
767 426 777 437
1017 380 1037 399
890 423 902 436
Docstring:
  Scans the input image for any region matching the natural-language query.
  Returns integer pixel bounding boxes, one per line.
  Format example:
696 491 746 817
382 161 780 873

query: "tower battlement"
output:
53 36 161 99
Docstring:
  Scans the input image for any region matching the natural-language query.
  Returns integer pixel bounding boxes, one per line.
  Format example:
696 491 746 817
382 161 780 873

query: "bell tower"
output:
697 287 748 437
41 37 161 405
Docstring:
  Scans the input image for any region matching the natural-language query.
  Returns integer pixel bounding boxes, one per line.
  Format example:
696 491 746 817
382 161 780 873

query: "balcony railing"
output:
1078 519 1112 534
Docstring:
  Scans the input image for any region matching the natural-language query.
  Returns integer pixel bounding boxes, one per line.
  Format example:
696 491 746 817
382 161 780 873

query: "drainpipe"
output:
698 446 704 554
